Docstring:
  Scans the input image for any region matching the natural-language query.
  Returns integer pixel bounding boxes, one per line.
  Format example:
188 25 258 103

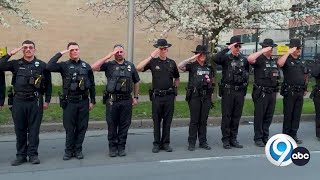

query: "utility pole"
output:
127 0 135 62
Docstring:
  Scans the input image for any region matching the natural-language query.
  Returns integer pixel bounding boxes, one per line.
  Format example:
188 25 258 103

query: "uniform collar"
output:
69 59 82 64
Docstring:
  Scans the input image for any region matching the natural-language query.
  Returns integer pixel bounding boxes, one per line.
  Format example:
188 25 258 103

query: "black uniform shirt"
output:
282 55 306 86
185 61 214 88
0 71 5 106
252 54 279 87
47 53 96 104
214 48 249 84
100 60 140 94
143 57 180 90
0 54 52 103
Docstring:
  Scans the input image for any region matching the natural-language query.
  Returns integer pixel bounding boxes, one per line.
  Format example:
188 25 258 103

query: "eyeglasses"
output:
23 46 34 50
235 44 242 48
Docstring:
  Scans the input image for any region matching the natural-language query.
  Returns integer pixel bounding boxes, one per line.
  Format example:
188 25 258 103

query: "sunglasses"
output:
23 46 34 50
235 44 242 48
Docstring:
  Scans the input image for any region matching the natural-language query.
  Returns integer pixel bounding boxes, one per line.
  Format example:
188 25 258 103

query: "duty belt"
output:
223 83 247 91
109 93 131 101
67 94 88 101
284 83 306 92
14 92 39 100
254 84 278 93
153 88 174 96
187 87 212 96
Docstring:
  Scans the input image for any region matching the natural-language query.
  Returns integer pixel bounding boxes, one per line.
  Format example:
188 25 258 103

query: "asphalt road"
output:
0 122 319 179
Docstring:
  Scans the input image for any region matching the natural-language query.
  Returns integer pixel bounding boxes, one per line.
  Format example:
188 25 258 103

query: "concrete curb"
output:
0 114 315 134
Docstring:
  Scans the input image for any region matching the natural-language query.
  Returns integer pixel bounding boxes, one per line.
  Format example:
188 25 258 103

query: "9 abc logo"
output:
265 134 310 166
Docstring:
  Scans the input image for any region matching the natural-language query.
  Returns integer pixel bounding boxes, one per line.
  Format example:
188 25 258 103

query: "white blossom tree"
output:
0 0 42 28
82 0 320 48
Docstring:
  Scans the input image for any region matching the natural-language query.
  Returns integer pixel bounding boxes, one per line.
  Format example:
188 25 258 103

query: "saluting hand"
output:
191 53 201 60
150 49 160 58
105 50 118 60
9 46 23 56
228 43 238 50
288 47 297 54
60 49 71 55
261 47 273 53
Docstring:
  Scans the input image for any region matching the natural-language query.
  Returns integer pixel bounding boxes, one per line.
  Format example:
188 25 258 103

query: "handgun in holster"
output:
280 83 289 97
58 92 67 109
149 89 154 101
185 87 192 102
8 87 14 106
102 90 109 104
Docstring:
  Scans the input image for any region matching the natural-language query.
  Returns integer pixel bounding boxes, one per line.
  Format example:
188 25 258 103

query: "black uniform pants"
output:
188 95 211 145
252 89 276 142
152 94 175 147
282 92 304 138
221 89 245 143
313 95 320 138
12 95 43 158
63 98 89 155
106 98 132 151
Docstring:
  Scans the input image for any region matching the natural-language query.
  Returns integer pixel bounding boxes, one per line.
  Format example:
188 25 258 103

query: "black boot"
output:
230 140 243 148
29 156 40 164
11 157 27 166
199 143 211 150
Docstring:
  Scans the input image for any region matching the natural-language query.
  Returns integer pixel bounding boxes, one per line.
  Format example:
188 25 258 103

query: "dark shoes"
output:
11 157 27 166
29 156 40 164
318 137 320 141
230 140 243 148
188 144 195 151
223 142 232 149
161 145 173 152
118 149 126 157
199 143 211 150
152 145 173 153
63 153 73 160
75 152 84 159
63 152 84 160
255 140 266 147
223 140 243 149
152 145 160 153
293 137 303 144
11 156 40 166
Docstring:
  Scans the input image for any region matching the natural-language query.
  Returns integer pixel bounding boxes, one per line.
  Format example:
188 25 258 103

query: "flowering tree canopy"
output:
82 0 320 45
0 0 42 28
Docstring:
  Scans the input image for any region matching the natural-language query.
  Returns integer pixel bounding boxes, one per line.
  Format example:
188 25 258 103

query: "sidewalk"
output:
0 114 315 134
46 92 312 104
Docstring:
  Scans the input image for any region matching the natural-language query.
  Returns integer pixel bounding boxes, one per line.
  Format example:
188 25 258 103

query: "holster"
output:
149 89 154 101
7 87 14 106
103 90 108 104
185 87 192 102
280 83 289 97
58 92 67 109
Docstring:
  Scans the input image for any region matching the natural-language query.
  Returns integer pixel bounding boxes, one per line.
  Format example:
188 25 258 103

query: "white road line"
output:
159 151 320 163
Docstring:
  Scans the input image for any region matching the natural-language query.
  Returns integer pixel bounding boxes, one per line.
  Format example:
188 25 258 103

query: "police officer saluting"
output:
278 39 308 144
0 40 52 166
47 42 96 160
137 39 180 153
0 71 5 110
248 39 280 147
214 36 249 149
91 44 140 157
178 45 214 151
308 53 320 141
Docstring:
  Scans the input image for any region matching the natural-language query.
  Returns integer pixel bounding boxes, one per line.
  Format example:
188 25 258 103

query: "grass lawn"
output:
0 99 315 125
